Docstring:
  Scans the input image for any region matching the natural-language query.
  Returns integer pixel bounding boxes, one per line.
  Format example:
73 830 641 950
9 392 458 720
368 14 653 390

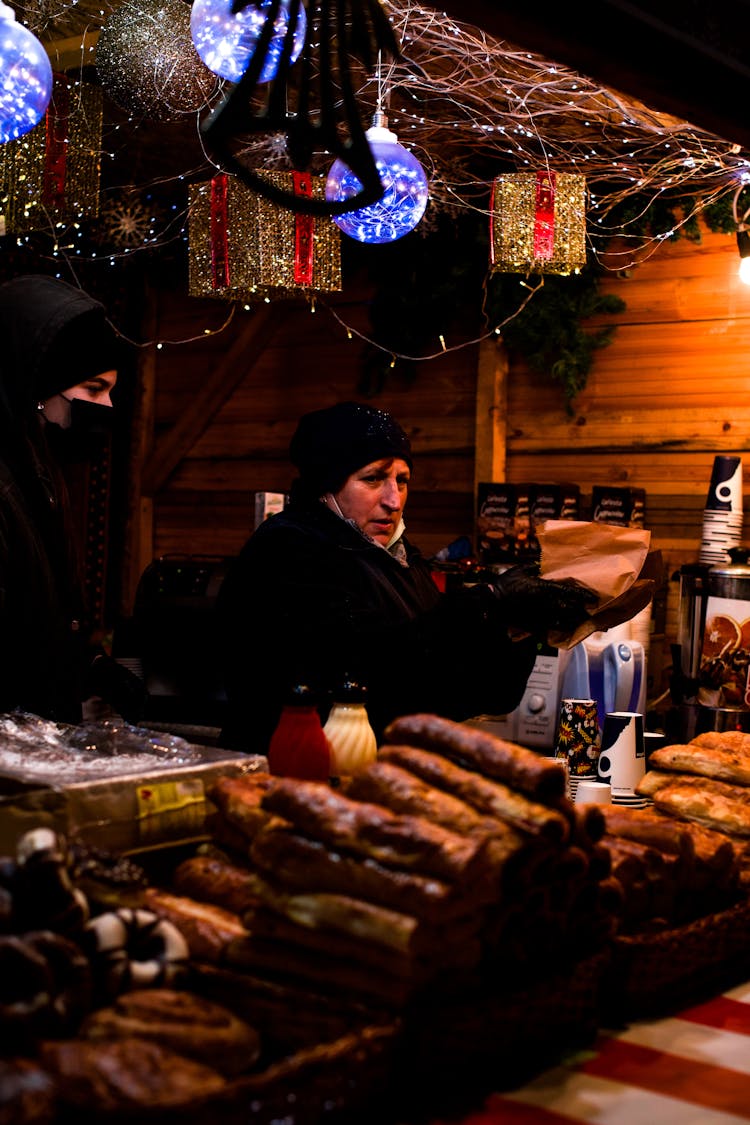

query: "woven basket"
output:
199 1023 400 1125
395 952 608 1119
65 1022 400 1125
602 896 750 1021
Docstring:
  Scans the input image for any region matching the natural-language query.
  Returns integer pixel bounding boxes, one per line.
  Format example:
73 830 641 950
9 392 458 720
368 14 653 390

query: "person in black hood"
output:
215 400 596 757
0 273 144 723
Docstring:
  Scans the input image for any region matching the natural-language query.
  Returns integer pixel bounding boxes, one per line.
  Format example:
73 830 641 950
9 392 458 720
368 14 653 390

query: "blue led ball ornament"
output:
0 0 53 145
190 0 306 84
325 121 429 245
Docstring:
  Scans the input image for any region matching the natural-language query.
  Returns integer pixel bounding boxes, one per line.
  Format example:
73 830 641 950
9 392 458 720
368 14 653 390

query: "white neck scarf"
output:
323 495 408 564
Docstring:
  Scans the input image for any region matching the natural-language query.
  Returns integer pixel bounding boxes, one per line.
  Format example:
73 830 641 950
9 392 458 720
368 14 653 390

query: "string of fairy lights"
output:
4 0 750 359
376 1 750 263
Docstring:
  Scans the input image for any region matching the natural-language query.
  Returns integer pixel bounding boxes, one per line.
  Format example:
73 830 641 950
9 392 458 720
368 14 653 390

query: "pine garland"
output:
485 267 626 414
351 210 627 411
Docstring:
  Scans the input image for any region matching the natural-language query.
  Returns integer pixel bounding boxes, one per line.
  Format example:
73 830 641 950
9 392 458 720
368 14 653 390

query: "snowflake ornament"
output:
98 194 155 249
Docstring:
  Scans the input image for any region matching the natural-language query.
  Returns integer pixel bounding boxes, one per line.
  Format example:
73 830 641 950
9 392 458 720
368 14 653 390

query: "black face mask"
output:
44 399 115 463
67 397 115 435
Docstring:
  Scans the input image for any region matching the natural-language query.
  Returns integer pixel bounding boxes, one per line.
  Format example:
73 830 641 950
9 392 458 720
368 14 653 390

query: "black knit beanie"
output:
289 401 413 495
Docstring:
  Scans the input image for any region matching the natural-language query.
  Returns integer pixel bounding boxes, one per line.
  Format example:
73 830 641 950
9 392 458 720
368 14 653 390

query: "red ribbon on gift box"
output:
489 177 499 267
42 76 70 212
533 170 556 260
210 173 231 290
207 171 317 292
292 172 314 285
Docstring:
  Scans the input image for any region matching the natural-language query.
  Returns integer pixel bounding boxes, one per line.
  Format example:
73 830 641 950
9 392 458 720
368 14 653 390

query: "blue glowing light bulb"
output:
0 0 53 144
190 0 306 84
325 121 429 244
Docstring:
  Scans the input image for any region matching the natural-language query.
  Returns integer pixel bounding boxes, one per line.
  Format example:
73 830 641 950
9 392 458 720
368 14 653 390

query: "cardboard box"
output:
528 483 581 554
591 486 646 528
476 482 531 563
529 483 580 526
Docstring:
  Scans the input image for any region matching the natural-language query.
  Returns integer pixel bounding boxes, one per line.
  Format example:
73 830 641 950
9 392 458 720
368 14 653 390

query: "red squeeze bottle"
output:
267 684 331 781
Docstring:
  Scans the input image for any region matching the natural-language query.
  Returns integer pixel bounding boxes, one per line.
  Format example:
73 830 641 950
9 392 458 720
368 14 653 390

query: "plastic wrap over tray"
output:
0 712 266 855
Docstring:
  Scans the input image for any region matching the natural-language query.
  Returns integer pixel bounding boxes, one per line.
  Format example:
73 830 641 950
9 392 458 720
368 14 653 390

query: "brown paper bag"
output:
537 520 654 648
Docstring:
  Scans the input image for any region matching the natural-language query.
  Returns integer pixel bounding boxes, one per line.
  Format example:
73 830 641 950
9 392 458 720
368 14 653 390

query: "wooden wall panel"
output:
137 280 482 576
506 225 750 702
597 235 746 323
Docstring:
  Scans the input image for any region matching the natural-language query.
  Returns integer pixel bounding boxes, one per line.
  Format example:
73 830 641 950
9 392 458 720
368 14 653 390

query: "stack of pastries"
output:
596 804 740 931
637 730 750 885
140 715 750 1059
145 713 625 1038
0 828 265 1123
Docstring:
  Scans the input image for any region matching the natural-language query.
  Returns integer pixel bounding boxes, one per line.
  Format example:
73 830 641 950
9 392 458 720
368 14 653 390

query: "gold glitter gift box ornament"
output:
490 171 587 277
188 170 342 301
0 74 103 236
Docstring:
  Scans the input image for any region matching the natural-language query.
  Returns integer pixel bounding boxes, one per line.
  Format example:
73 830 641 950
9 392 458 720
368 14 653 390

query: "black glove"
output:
490 563 598 635
85 653 148 725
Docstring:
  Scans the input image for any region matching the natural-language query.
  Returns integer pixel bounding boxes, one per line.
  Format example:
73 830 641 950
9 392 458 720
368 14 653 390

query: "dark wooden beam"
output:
142 304 284 496
439 0 750 151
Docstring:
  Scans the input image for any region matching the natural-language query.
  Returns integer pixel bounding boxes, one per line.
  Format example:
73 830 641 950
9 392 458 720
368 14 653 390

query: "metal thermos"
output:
707 547 750 603
674 550 750 739
676 562 710 684
680 547 750 736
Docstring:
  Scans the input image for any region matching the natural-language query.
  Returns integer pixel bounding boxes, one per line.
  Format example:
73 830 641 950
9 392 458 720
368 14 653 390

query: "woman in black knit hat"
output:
216 400 596 758
0 273 143 723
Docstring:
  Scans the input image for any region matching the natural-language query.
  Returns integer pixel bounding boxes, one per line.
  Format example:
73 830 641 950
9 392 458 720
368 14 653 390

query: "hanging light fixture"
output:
190 0 306 84
325 54 429 244
325 113 429 244
737 227 750 284
732 182 750 285
0 0 53 145
95 0 216 122
201 0 398 218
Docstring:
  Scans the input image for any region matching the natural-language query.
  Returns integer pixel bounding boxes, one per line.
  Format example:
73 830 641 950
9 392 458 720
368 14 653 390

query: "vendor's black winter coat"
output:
216 499 538 754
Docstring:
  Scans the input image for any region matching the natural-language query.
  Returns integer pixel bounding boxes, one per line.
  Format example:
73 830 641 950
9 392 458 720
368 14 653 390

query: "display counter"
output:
4 709 750 1124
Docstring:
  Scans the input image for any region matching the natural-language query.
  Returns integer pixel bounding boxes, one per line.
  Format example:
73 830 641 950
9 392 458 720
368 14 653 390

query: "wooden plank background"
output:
125 223 750 707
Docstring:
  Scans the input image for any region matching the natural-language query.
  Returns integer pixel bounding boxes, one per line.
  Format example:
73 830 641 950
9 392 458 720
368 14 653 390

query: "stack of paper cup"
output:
555 697 600 801
699 455 743 565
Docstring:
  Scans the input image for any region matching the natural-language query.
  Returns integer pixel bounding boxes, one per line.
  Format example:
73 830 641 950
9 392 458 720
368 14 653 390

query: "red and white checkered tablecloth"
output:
432 980 750 1124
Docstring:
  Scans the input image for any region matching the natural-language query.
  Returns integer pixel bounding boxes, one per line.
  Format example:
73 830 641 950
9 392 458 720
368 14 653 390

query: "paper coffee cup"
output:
643 730 665 763
597 711 647 807
555 697 600 801
574 779 611 805
555 698 600 774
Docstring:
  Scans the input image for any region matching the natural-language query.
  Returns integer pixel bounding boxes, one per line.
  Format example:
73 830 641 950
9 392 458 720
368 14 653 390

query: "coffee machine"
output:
471 624 647 753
